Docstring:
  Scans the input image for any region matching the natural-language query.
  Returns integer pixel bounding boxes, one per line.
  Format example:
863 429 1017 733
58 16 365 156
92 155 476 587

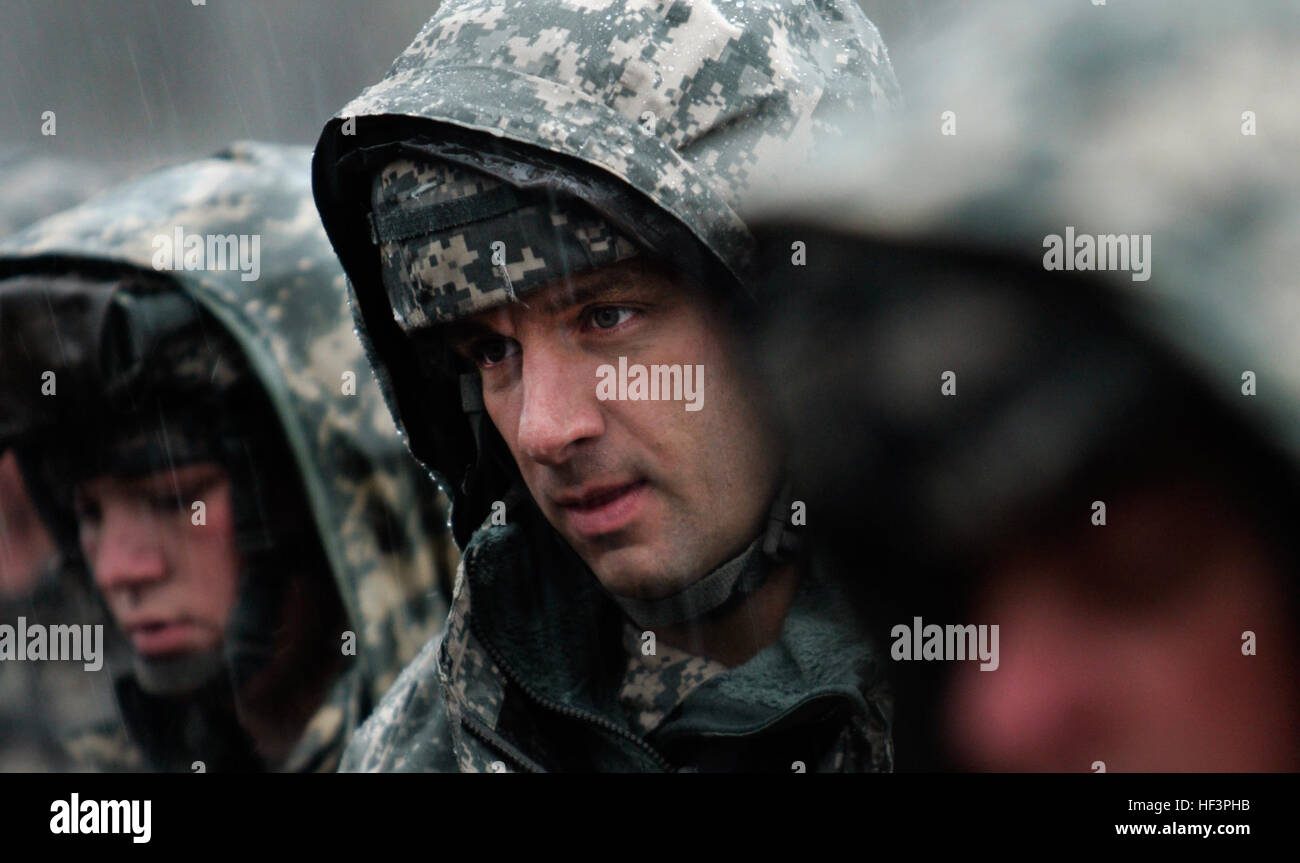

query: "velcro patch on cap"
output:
370 156 640 329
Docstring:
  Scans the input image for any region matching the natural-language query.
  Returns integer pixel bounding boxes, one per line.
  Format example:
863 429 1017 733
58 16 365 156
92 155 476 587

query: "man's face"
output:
448 258 780 599
74 462 241 658
943 476 1298 771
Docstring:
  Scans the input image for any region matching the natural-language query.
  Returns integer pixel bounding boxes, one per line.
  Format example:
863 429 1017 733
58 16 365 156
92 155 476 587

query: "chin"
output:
585 544 694 600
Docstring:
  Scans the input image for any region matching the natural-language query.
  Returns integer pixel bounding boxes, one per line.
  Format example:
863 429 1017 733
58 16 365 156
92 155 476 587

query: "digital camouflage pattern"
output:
0 142 458 771
313 0 900 772
343 515 893 772
370 157 642 328
316 0 901 309
617 619 727 736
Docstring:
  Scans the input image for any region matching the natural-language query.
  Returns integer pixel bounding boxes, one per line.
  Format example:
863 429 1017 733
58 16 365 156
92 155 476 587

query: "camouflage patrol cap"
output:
370 155 640 330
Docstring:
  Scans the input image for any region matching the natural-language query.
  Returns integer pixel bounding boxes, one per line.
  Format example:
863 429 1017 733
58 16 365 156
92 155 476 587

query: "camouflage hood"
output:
0 142 455 770
311 0 901 543
743 0 1300 556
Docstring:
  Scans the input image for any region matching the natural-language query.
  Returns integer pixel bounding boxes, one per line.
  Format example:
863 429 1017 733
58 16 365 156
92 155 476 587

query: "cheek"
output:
485 392 524 460
1156 566 1293 721
176 488 242 616
682 365 777 504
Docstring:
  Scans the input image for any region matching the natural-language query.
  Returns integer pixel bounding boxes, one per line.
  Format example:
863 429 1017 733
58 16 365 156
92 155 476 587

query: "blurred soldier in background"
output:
0 149 118 602
0 149 122 771
743 0 1300 771
312 0 900 771
0 142 457 771
0 448 109 771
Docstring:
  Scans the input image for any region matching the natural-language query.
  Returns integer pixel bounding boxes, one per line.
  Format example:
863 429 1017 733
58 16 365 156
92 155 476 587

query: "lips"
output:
552 479 648 537
124 619 200 655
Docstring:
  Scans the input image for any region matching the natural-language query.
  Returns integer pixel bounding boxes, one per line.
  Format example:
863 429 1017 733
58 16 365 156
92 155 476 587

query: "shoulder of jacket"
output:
340 635 456 771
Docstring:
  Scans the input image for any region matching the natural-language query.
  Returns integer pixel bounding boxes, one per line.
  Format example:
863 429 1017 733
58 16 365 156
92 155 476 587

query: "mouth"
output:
124 619 201 656
552 478 649 538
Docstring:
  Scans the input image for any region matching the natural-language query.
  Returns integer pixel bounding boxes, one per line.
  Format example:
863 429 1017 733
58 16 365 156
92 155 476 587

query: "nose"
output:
92 501 168 593
514 341 605 466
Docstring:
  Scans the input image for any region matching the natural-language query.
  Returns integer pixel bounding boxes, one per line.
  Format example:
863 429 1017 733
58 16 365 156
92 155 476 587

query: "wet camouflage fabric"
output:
343 509 893 772
617 619 726 736
315 0 901 310
743 0 1300 527
0 142 457 771
371 157 641 328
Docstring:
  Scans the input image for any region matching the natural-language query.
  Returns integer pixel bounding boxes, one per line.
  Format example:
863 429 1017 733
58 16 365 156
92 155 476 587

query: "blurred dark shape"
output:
0 449 54 597
1 448 119 772
746 232 1300 770
743 0 1300 771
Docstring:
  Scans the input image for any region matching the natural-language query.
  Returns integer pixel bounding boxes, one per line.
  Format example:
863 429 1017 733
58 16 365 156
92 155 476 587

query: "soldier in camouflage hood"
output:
0 142 456 771
312 0 901 771
742 0 1300 770
0 148 123 771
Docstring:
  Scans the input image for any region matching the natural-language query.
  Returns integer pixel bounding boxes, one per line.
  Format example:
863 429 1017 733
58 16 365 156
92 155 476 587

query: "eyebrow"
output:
536 272 649 314
444 270 659 345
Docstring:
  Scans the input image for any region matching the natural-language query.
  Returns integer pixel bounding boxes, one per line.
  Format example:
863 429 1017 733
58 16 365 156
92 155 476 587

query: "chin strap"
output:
611 537 767 630
609 480 805 630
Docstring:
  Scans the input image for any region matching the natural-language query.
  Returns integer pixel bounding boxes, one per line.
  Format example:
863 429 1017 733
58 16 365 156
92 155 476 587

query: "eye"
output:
468 336 520 369
587 306 635 330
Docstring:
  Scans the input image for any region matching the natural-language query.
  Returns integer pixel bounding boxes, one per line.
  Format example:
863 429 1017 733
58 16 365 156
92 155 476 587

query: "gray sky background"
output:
1 1 957 176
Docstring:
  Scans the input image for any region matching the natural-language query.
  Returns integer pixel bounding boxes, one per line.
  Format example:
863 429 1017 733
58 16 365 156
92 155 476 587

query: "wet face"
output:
447 258 780 599
74 462 241 659
943 477 1299 771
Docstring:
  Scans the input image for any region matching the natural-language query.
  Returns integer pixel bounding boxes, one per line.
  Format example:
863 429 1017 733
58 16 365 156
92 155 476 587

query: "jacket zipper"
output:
459 548 676 773
459 710 545 773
